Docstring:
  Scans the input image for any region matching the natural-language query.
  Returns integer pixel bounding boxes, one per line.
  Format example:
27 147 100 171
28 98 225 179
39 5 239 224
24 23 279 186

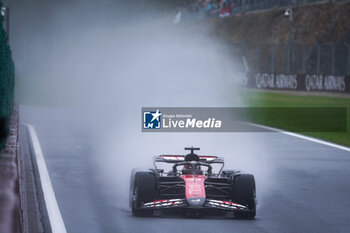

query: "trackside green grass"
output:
241 90 350 147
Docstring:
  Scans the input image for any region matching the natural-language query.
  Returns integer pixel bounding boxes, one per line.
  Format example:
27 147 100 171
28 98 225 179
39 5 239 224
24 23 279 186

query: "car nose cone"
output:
187 197 205 207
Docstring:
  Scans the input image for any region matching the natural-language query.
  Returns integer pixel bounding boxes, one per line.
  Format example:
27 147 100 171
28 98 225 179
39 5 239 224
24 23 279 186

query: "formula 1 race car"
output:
130 147 256 218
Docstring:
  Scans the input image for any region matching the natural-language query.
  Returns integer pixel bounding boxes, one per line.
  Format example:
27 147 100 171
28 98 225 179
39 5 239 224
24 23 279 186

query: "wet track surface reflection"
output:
20 106 350 233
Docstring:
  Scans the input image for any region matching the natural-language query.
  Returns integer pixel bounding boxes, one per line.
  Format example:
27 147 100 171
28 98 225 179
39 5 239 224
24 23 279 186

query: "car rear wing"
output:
153 155 225 175
154 155 224 163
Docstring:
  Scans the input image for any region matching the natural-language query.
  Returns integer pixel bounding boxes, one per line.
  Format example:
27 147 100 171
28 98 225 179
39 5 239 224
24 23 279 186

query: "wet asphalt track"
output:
20 106 350 233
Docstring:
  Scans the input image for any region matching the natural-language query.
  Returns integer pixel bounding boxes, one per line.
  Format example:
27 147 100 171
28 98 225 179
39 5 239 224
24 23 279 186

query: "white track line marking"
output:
248 123 350 152
25 124 67 233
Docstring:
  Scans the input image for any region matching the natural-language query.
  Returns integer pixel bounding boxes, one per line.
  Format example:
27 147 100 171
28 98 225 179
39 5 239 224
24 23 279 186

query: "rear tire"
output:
232 174 256 219
130 171 157 216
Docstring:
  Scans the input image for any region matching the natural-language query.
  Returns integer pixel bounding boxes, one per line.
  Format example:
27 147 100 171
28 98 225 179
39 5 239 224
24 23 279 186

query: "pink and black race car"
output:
130 147 256 218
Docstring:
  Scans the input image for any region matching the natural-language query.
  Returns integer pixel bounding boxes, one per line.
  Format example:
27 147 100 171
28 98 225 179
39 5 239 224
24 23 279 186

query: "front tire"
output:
232 174 256 219
130 171 157 216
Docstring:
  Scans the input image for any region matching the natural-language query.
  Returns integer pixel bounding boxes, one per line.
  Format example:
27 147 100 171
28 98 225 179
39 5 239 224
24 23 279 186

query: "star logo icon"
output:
143 109 162 129
151 109 162 122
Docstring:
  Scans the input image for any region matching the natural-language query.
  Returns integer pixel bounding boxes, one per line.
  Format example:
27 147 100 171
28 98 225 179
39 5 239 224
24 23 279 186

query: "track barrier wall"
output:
242 73 350 93
0 1 15 150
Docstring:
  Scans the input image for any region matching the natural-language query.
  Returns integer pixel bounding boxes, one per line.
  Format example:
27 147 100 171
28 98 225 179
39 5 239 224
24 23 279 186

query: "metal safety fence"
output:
231 42 350 94
183 0 348 18
0 2 15 150
231 0 346 14
234 42 350 75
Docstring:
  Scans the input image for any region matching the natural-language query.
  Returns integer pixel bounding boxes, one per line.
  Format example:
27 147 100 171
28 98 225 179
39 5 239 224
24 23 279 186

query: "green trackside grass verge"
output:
241 90 350 147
